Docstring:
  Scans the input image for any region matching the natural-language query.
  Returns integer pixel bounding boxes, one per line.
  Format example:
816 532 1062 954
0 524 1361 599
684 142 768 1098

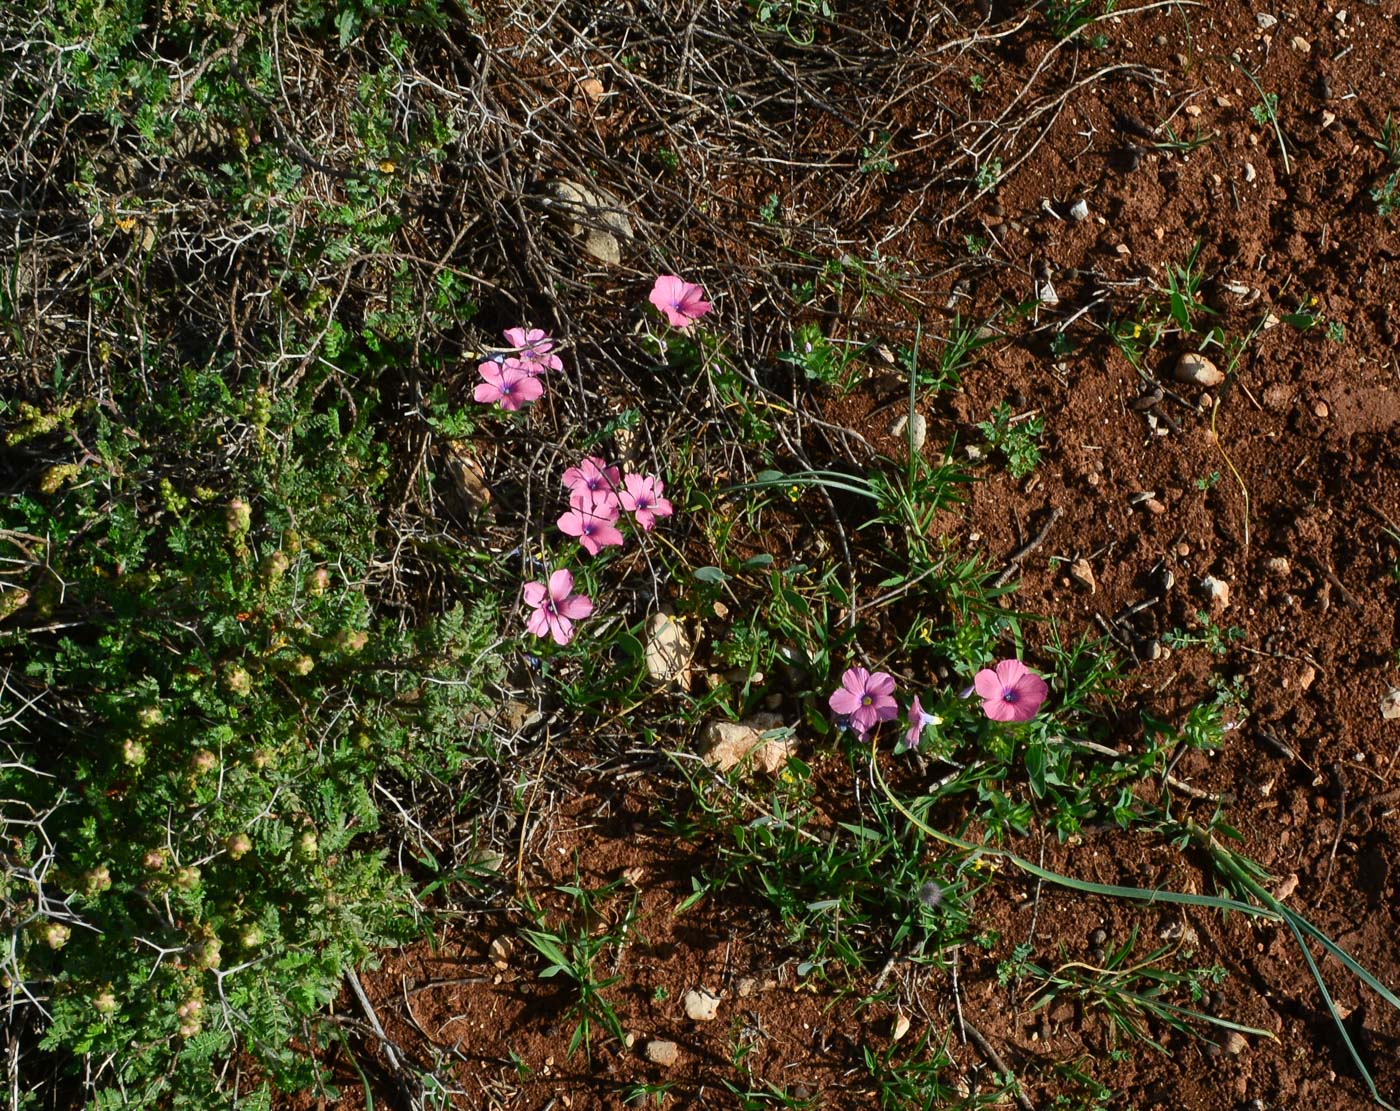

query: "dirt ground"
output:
287 2 1400 1108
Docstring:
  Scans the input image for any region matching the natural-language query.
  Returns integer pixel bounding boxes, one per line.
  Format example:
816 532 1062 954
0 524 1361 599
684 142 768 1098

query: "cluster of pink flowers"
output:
514 275 707 648
523 461 673 644
829 659 1048 744
477 275 709 415
558 456 672 556
474 326 561 411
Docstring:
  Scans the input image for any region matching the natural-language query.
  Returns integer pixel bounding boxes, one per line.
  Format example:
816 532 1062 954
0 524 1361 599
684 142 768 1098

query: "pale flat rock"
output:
644 1039 679 1066
645 611 694 687
1381 688 1400 721
546 178 634 266
699 713 792 774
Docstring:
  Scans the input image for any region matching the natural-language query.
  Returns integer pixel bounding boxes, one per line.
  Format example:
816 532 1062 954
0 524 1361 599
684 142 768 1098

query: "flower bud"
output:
296 830 319 860
176 995 204 1036
143 848 168 871
122 738 147 766
239 925 264 949
192 937 221 970
40 922 70 950
93 988 118 1015
175 866 201 891
83 866 112 896
225 498 251 536
260 550 290 582
221 664 252 697
308 567 331 595
333 629 368 654
226 832 252 859
136 703 164 728
190 749 217 776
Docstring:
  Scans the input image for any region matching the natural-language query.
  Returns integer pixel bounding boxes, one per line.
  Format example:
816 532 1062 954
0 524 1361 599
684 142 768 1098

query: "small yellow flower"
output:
378 160 396 174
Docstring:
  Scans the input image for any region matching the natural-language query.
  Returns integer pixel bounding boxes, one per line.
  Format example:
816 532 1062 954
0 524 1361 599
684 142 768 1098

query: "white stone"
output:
684 988 720 1021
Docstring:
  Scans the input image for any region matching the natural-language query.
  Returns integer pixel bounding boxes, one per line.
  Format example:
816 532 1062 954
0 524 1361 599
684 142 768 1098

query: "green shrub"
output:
1 361 501 1107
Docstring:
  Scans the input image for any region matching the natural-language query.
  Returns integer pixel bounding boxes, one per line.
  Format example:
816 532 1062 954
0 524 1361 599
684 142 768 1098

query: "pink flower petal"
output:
972 668 1003 701
556 592 593 620
994 659 1028 689
548 615 574 646
829 688 863 715
865 671 897 698
522 582 548 608
982 696 1022 723
547 569 575 601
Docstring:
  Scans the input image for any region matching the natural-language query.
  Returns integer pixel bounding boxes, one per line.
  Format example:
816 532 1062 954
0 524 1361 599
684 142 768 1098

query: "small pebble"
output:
1290 35 1310 53
1264 556 1291 578
1068 198 1089 221
1202 575 1231 611
644 1040 679 1066
1068 558 1097 593
1244 162 1257 183
1175 352 1225 387
1312 399 1330 419
1256 12 1277 28
1224 1031 1248 1056
891 1012 911 1042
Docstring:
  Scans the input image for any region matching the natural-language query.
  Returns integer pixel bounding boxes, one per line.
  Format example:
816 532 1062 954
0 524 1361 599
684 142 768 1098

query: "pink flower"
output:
558 493 625 556
828 667 898 738
523 569 593 646
474 358 543 411
648 274 711 329
972 659 1049 723
503 327 563 375
563 457 622 506
618 473 673 531
904 695 942 750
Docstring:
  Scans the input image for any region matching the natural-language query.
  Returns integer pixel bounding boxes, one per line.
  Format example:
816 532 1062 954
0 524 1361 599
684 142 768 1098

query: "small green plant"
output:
519 879 637 1059
1043 0 1099 40
978 401 1044 479
969 73 986 93
1020 928 1247 1051
1162 610 1245 656
860 131 897 174
964 232 990 255
1375 111 1400 166
1234 60 1292 174
1326 320 1346 343
975 157 1003 194
1162 239 1217 335
778 323 857 389
1373 170 1400 218
1194 470 1221 491
1153 125 1216 152
760 192 782 224
656 147 680 171
751 0 833 44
